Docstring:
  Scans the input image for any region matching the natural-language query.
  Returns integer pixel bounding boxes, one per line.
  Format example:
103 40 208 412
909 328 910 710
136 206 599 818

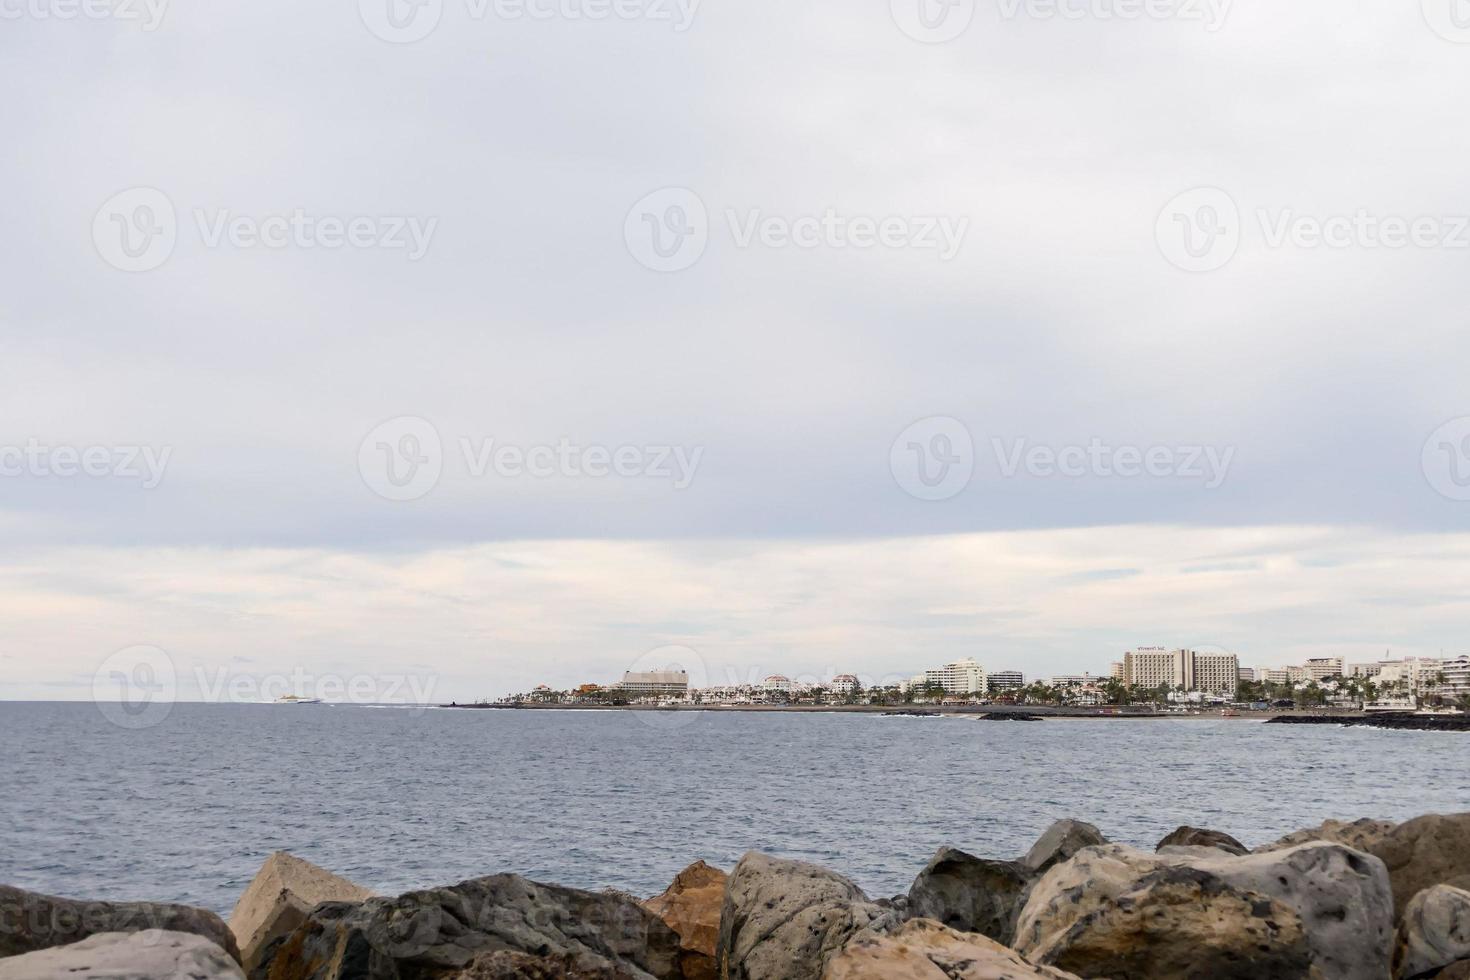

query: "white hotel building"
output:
1122 647 1239 696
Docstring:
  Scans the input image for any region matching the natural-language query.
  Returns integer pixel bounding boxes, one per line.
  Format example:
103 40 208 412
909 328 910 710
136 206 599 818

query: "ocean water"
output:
2 702 1467 916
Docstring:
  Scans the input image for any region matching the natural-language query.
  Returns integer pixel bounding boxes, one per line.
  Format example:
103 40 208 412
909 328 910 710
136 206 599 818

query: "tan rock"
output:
641 861 726 980
227 852 374 973
1258 817 1397 855
822 919 1080 980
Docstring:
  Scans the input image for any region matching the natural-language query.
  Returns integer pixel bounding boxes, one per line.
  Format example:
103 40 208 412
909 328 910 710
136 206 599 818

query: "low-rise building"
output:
619 671 689 697
763 674 792 693
829 674 860 695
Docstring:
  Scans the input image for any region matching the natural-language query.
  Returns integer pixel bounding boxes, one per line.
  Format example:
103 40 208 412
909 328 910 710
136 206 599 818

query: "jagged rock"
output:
904 848 1032 944
1014 841 1393 980
1375 814 1470 913
1156 826 1248 856
251 874 680 980
0 884 240 963
1258 817 1397 854
450 950 641 978
717 852 899 980
1020 819 1107 874
229 852 375 974
641 861 726 980
821 919 1080 980
0 929 243 979
1394 885 1470 979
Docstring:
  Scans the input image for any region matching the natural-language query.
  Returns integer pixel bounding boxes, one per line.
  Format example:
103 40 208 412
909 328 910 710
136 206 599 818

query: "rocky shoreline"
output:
1267 713 1470 732
3 812 1469 979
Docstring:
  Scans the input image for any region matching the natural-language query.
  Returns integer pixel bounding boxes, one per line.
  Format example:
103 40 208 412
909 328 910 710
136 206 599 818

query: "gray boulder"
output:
252 874 681 980
717 852 898 980
1156 826 1248 856
0 884 240 963
1014 841 1393 980
0 929 243 980
905 847 1032 945
1020 819 1107 875
1394 885 1470 980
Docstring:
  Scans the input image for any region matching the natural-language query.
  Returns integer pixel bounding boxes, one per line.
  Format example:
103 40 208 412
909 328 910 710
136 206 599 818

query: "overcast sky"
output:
3 0 1470 701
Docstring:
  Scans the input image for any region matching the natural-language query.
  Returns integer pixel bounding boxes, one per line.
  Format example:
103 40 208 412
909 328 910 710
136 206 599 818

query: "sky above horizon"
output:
3 0 1470 701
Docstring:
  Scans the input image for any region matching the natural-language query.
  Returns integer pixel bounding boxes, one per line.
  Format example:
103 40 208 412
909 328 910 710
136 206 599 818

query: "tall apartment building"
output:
1305 657 1344 680
1263 668 1290 685
925 658 988 695
987 670 1024 692
1110 661 1124 679
1440 656 1470 700
1238 667 1256 682
1122 647 1239 695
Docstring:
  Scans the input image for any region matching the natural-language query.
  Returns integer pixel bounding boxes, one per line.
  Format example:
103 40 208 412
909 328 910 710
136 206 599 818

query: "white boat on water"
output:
274 695 323 704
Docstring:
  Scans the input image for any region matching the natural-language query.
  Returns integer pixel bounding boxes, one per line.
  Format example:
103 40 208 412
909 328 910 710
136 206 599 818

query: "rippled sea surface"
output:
3 702 1468 915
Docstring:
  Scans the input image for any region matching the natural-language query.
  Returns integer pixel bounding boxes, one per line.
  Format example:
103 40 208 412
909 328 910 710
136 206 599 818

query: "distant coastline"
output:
437 701 1349 720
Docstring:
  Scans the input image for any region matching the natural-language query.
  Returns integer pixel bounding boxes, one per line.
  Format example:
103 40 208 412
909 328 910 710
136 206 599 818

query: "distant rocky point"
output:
3 812 1470 978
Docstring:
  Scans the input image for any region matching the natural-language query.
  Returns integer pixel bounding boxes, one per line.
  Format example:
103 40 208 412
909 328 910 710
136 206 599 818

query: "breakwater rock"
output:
7 812 1470 979
1268 713 1470 732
